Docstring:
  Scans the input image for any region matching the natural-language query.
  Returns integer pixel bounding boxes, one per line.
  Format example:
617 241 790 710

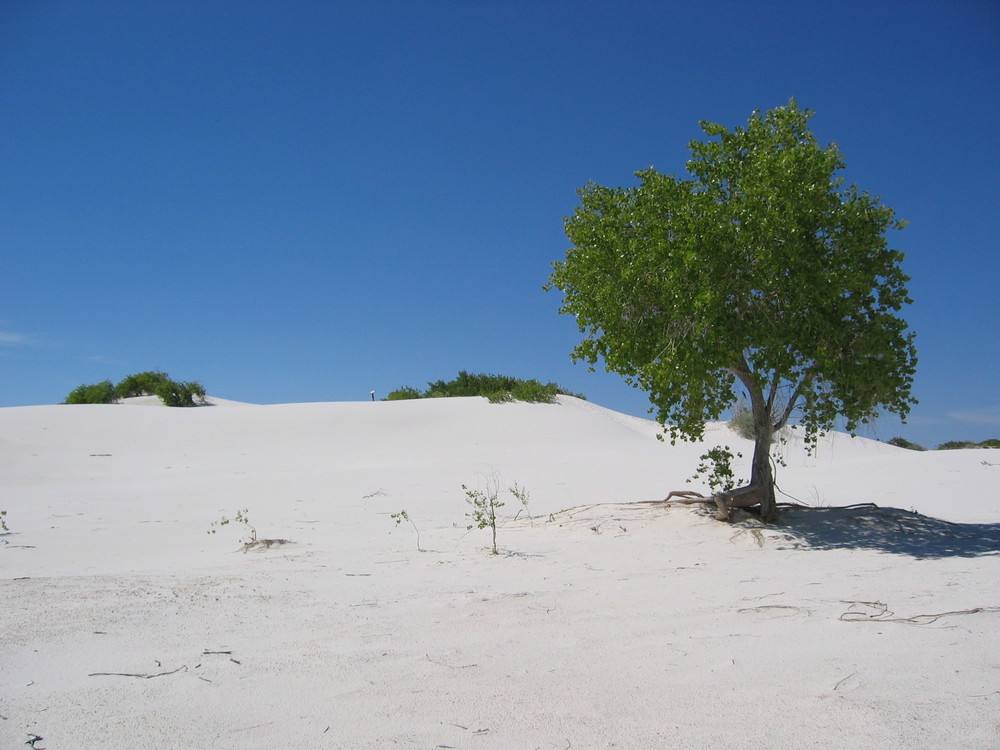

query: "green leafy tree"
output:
546 100 917 520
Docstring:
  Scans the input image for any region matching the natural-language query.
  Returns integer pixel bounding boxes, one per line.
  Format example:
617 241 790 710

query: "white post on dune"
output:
370 390 376 402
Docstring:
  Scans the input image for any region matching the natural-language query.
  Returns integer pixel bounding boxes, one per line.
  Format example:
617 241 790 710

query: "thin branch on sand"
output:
426 654 477 669
88 665 187 679
839 601 1000 624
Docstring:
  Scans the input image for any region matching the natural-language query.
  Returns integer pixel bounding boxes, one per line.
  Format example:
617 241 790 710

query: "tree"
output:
546 100 917 521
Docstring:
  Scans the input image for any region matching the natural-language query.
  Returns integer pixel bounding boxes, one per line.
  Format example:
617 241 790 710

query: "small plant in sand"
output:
0 509 8 533
510 482 532 524
464 475 505 555
689 445 744 494
208 509 257 545
390 509 424 552
209 509 291 552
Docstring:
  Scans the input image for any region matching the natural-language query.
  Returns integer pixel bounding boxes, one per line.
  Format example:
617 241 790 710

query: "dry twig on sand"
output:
426 654 477 670
88 665 187 679
839 601 1000 624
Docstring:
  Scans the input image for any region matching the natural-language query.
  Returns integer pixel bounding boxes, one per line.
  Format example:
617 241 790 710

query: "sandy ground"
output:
2 396 998 748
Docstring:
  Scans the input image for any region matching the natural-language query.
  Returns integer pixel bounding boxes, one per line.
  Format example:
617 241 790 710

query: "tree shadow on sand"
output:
771 504 1000 559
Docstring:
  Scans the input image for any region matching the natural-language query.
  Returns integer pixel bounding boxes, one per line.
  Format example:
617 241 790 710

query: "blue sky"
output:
2 0 998 448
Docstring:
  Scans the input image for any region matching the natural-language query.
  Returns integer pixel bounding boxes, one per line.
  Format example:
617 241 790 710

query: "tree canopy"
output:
546 100 917 519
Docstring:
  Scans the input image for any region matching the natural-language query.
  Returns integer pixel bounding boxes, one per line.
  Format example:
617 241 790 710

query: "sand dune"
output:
2 396 998 748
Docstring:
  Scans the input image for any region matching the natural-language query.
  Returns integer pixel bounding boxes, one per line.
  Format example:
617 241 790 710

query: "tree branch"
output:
730 356 758 397
773 373 810 431
764 371 781 413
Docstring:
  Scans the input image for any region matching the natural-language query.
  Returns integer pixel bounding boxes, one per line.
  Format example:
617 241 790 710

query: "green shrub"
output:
510 379 559 403
63 371 206 407
425 371 521 398
385 386 423 401
117 371 170 398
887 436 926 451
389 370 583 404
63 380 119 404
937 440 978 450
155 380 206 407
937 439 999 450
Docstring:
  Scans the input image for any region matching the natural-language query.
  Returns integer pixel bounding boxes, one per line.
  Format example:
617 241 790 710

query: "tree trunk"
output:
746 372 777 522
750 428 777 521
730 361 780 523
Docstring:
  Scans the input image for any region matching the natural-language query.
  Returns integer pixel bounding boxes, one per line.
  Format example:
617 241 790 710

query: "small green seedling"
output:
510 482 532 525
390 509 424 552
464 478 505 555
209 509 257 545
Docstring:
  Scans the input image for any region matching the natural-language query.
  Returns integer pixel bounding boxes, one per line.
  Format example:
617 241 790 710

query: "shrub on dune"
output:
116 371 170 398
61 372 206 407
388 370 584 404
62 380 119 404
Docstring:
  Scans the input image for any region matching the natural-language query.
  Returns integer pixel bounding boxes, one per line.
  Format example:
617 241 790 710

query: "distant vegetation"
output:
63 380 119 405
887 436 927 451
62 371 206 407
385 370 585 405
936 439 1000 450
887 436 999 451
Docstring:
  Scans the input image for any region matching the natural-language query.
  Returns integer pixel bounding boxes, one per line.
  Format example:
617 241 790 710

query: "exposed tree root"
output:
241 538 291 552
663 484 767 522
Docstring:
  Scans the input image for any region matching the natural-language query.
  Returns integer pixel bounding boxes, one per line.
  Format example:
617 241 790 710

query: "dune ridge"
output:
2 396 998 748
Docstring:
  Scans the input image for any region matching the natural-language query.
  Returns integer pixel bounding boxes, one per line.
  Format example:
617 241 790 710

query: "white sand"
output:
2 396 998 748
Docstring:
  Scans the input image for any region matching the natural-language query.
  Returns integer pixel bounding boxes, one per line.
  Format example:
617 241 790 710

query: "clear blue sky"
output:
2 1 998 448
